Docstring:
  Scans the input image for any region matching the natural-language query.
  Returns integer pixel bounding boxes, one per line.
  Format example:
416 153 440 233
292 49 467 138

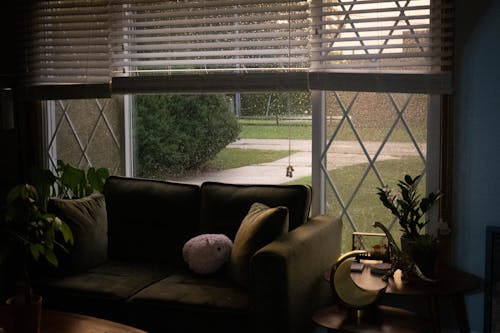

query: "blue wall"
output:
454 0 500 331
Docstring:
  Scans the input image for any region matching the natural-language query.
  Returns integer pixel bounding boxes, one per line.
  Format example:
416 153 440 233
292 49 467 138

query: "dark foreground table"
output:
0 308 147 333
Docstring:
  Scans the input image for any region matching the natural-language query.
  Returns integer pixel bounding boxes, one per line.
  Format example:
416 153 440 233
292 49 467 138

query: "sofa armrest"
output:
251 215 342 333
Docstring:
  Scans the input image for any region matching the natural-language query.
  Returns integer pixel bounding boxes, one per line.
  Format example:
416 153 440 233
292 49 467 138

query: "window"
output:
43 98 124 174
323 91 440 250
30 0 452 249
129 92 312 186
309 0 452 71
307 0 452 250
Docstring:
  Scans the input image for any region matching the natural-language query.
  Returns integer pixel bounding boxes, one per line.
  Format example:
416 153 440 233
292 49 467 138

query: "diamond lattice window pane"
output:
46 97 123 175
324 91 429 252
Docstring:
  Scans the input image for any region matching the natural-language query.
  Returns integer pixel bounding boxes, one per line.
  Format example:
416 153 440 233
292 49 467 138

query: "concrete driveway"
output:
178 138 425 185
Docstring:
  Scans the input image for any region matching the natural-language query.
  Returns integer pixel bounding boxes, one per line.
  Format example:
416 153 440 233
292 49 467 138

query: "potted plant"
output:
29 160 110 275
376 174 443 277
0 183 74 332
1 159 108 296
30 160 109 200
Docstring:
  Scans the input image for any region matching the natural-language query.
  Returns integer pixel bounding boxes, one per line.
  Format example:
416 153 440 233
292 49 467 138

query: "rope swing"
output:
285 2 294 178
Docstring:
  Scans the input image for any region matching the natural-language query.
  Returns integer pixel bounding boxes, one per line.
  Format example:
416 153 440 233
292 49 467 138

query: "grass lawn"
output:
239 122 311 140
238 118 426 142
327 124 427 143
206 148 294 170
210 119 428 252
238 118 311 126
286 156 425 252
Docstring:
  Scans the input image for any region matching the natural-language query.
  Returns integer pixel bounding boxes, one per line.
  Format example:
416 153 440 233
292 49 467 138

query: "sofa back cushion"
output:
104 176 200 266
228 202 289 288
199 182 311 240
47 193 108 274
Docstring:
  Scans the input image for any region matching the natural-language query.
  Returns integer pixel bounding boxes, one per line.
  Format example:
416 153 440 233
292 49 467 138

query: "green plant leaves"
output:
29 243 43 261
57 160 87 198
87 167 109 194
56 160 109 199
376 173 443 239
6 184 38 206
2 184 74 269
28 168 57 201
59 221 74 246
46 249 58 267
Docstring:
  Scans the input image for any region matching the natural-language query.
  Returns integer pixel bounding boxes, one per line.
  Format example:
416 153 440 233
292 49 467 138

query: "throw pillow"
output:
47 193 108 274
182 234 233 274
228 202 289 288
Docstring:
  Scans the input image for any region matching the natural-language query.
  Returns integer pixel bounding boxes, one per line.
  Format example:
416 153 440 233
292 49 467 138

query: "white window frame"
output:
308 73 450 216
33 0 452 224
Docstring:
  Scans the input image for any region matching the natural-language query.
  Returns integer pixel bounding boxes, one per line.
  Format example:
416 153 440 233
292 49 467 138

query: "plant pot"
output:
400 234 439 279
5 295 43 333
410 248 438 278
400 234 413 255
412 235 439 279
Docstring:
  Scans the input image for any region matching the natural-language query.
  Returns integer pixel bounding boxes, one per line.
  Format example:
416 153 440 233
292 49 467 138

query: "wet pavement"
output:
178 138 425 185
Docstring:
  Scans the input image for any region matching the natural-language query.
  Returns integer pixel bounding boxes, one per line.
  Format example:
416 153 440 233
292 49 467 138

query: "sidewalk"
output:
178 139 425 185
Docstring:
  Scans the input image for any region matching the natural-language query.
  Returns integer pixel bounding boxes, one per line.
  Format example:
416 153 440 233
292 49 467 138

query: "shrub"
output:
134 94 240 177
240 92 311 117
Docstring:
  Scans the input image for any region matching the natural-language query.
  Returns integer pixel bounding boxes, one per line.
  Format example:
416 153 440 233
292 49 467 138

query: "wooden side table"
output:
312 304 430 333
322 265 482 333
374 266 481 333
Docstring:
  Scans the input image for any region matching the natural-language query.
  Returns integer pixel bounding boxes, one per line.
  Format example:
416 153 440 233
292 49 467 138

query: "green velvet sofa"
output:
32 175 342 333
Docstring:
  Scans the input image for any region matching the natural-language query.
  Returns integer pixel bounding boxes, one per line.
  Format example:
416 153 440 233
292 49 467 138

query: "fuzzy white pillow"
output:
182 234 233 274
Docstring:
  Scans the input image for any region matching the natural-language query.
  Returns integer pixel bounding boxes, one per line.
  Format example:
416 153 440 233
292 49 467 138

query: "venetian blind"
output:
27 0 111 84
309 0 453 72
26 0 453 88
109 0 310 76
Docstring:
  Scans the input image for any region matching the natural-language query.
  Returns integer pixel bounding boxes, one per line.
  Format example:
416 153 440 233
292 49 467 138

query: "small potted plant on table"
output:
376 174 443 278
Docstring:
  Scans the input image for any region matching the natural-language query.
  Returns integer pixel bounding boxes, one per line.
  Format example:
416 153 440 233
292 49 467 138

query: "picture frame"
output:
351 231 389 262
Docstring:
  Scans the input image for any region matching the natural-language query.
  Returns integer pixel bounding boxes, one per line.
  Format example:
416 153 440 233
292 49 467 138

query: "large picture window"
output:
33 0 452 249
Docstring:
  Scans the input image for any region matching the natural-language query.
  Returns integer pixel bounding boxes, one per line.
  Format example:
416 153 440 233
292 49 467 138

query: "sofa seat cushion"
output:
199 182 312 239
126 271 253 333
128 270 252 311
35 261 173 301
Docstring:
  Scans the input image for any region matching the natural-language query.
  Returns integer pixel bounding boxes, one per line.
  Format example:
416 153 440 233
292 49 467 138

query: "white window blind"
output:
25 0 453 88
109 0 310 76
27 0 111 85
309 0 453 72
